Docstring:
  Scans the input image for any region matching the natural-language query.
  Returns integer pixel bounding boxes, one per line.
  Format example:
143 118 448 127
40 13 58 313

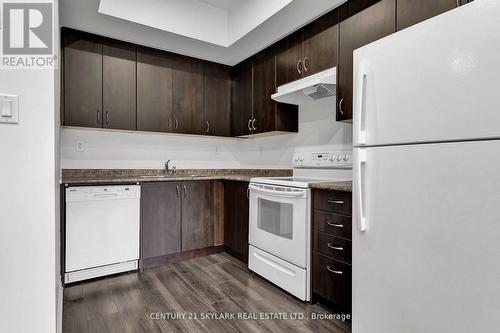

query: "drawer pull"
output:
328 200 344 204
326 266 343 275
327 223 344 228
327 243 343 251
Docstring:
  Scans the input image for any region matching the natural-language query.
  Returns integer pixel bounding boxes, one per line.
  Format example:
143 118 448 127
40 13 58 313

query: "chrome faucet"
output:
164 160 176 175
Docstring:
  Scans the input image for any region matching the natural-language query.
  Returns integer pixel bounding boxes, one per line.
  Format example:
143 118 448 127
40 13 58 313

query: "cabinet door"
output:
141 182 181 259
205 62 231 137
302 9 339 77
276 30 303 87
181 181 214 251
102 39 137 130
397 0 458 31
63 29 102 128
173 55 205 135
224 181 249 262
252 48 276 134
337 0 396 121
231 59 253 136
137 47 173 133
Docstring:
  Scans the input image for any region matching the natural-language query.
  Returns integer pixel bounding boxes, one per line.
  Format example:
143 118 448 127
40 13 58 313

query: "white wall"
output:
60 96 352 170
0 2 59 333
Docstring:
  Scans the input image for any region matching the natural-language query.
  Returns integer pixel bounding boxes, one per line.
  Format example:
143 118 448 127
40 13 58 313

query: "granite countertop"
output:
61 169 292 185
309 181 352 192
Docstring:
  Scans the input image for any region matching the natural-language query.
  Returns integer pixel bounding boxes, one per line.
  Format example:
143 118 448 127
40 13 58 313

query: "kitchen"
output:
1 0 498 332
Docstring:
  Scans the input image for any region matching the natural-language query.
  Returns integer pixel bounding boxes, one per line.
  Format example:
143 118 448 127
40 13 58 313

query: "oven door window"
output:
257 198 293 240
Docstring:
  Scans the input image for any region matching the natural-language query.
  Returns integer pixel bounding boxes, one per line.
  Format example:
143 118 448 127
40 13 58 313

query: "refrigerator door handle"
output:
357 149 367 231
356 62 368 145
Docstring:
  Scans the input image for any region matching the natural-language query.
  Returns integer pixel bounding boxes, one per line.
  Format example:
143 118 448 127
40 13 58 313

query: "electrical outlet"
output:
76 141 86 152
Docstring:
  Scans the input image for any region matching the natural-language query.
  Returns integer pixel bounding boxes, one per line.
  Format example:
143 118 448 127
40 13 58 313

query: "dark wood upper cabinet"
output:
224 181 249 262
252 48 277 134
182 181 214 252
397 0 458 31
102 39 137 130
137 47 173 133
302 9 339 77
231 59 253 136
276 30 304 87
141 182 181 260
205 62 231 137
172 55 205 135
253 48 298 134
63 29 103 128
337 0 396 121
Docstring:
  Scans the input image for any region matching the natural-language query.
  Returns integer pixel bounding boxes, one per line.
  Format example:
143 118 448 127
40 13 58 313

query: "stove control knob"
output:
343 155 350 161
330 154 336 161
294 156 299 162
336 155 342 161
299 156 304 161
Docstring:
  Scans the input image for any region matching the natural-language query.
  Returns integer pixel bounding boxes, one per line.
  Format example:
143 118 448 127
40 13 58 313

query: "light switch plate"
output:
0 94 19 124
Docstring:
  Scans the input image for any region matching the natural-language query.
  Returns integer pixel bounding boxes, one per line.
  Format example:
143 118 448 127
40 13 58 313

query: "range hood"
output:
271 67 336 105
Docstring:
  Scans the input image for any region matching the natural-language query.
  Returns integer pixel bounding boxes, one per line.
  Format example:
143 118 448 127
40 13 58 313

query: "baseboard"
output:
140 246 224 270
56 278 63 333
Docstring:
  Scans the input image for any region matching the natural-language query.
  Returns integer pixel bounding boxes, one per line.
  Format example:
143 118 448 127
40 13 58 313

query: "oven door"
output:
249 182 310 268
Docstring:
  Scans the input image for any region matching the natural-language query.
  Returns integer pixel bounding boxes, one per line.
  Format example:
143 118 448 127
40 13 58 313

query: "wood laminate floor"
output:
63 252 351 333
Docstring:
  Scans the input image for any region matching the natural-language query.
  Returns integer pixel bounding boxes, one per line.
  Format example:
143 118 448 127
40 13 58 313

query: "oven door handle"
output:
249 184 307 198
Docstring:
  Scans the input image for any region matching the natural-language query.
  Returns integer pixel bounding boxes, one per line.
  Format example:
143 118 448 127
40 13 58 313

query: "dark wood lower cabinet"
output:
141 180 216 268
312 252 352 313
224 181 249 262
182 181 214 251
141 182 181 259
312 189 352 314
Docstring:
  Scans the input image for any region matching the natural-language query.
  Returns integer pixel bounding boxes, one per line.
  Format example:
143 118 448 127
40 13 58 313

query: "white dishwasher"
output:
65 185 140 283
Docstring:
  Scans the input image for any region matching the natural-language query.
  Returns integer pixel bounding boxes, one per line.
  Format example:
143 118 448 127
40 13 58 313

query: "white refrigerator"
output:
352 1 500 332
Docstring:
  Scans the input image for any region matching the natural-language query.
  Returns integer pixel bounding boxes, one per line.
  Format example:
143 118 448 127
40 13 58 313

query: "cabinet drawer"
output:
313 210 352 239
312 252 351 312
313 231 351 263
313 189 351 215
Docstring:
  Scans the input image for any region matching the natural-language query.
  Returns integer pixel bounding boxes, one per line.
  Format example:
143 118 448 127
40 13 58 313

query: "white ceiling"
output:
61 0 346 65
197 0 245 12
97 0 294 47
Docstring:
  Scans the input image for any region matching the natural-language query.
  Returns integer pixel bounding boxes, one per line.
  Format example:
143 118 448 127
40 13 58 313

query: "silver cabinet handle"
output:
328 200 344 204
252 118 257 131
105 111 109 125
327 243 344 251
339 97 344 116
96 110 100 123
303 57 309 72
206 121 210 133
456 0 460 6
176 185 180 198
174 118 179 129
296 59 303 75
247 119 252 131
326 266 343 275
168 118 172 130
327 222 344 228
183 184 187 198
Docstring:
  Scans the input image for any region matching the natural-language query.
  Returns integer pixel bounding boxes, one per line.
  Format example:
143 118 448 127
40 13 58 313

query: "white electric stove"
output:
248 146 352 301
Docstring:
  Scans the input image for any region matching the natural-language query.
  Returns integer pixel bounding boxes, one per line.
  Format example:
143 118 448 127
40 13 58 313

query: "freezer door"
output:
353 0 500 147
352 141 500 332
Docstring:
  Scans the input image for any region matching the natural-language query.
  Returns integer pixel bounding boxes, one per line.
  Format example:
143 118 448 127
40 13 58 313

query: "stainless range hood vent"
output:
271 67 336 105
303 84 336 100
